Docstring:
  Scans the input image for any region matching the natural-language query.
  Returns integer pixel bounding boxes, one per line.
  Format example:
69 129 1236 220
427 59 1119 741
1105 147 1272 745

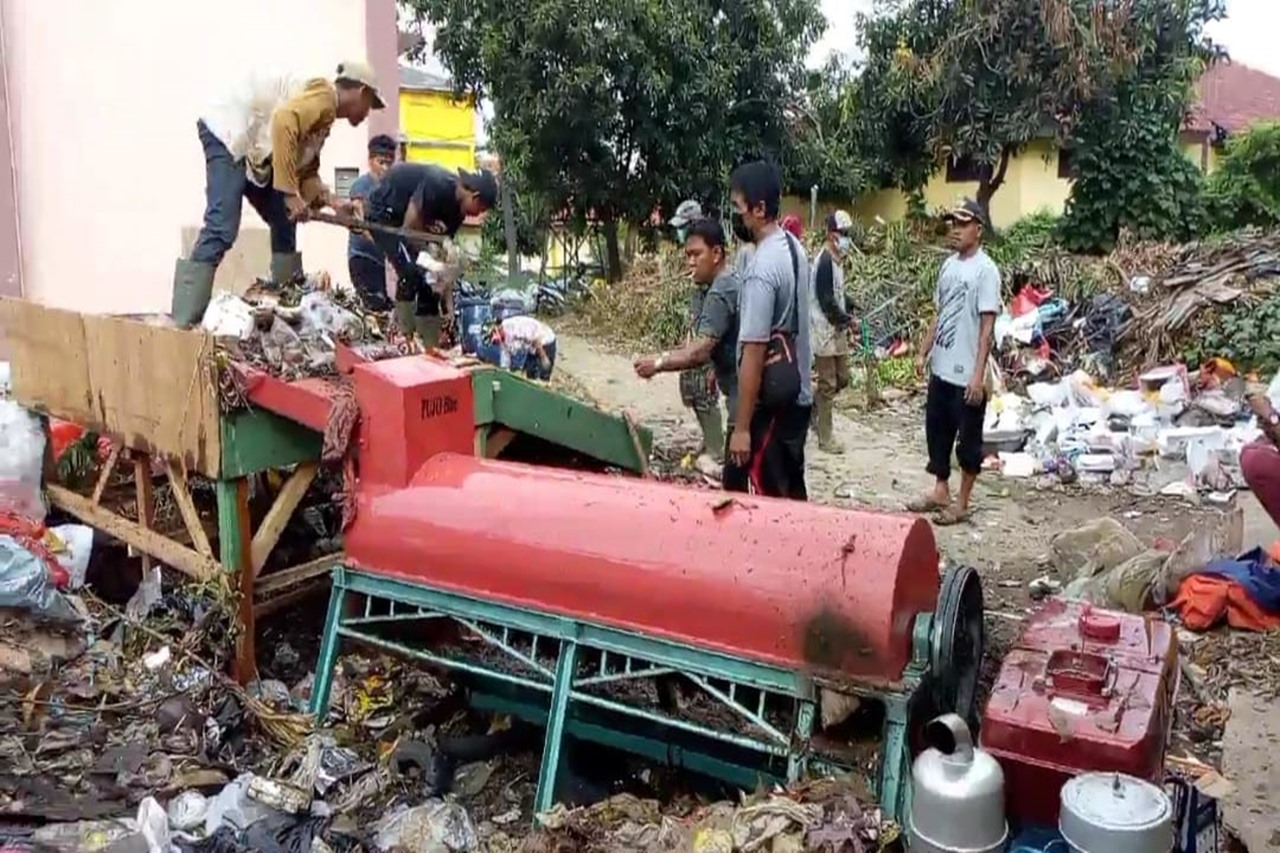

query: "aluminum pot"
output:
1059 772 1174 853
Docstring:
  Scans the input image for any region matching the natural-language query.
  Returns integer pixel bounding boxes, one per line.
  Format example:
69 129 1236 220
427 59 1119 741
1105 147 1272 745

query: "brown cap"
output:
336 60 386 109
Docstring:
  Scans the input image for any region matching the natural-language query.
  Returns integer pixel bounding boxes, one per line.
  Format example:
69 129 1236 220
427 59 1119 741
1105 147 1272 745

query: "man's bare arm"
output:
735 342 766 428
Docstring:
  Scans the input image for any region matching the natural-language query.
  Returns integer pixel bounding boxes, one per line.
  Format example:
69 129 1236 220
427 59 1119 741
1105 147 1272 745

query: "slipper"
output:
933 506 973 526
906 497 949 513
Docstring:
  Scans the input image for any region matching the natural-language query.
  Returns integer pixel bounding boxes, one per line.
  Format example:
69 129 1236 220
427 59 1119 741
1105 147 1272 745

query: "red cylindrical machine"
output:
346 453 942 683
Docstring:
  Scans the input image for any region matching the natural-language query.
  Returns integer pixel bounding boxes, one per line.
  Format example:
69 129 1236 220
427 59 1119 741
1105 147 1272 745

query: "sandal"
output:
933 506 973 526
906 496 949 514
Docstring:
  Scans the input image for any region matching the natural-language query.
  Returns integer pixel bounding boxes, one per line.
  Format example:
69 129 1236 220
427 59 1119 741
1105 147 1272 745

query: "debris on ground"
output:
517 778 883 853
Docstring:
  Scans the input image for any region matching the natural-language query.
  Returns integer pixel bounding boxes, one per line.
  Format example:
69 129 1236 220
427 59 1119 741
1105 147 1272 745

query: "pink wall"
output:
0 0 399 314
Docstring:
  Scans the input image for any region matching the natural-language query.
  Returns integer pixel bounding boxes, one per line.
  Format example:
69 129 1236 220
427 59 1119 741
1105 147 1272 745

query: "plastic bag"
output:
0 534 80 622
299 292 362 339
169 790 210 832
372 801 477 852
138 796 172 853
0 400 47 522
47 523 93 589
201 293 257 339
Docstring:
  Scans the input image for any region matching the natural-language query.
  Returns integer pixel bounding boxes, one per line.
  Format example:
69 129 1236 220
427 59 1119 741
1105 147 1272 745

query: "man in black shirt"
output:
362 163 498 346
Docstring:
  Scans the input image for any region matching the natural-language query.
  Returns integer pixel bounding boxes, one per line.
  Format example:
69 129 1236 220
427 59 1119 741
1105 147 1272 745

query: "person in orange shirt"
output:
172 61 385 327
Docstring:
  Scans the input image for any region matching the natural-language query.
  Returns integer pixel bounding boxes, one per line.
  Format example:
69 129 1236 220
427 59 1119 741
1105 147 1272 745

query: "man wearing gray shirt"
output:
910 199 1001 525
724 161 812 500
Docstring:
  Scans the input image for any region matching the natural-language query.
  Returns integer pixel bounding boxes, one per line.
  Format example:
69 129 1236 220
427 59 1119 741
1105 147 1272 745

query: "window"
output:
945 156 988 184
334 167 360 199
1057 148 1074 179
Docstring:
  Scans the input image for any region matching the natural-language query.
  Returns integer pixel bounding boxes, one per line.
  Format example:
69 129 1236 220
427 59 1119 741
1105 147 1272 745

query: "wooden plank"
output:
46 484 219 581
0 300 222 476
165 460 213 559
132 454 154 574
254 553 339 599
91 444 121 505
250 462 319 575
485 427 517 458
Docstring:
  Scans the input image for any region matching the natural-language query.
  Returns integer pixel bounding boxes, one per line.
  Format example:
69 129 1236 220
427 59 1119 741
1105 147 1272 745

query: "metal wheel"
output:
931 564 985 727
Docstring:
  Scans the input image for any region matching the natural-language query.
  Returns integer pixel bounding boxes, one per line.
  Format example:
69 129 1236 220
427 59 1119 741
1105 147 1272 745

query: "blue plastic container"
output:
1009 826 1070 853
458 298 492 355
491 298 528 322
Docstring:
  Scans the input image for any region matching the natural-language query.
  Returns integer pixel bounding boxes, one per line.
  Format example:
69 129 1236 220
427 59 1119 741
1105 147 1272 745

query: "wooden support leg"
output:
217 478 256 684
133 454 154 574
165 460 213 558
250 462 318 575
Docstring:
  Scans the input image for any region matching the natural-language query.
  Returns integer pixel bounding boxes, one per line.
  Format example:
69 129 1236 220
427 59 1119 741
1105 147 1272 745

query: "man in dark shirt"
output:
347 134 398 311
362 162 498 346
809 210 855 454
634 217 740 485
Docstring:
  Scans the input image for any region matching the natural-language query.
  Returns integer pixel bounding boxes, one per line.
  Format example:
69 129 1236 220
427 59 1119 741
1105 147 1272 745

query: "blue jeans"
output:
189 121 297 266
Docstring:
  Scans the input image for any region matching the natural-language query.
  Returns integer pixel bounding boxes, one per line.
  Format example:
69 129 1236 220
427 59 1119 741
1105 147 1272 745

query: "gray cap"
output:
669 199 703 228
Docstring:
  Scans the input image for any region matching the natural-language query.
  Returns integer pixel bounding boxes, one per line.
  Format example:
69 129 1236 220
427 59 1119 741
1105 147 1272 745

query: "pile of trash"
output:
204 276 405 395
980 358 1266 499
520 778 883 852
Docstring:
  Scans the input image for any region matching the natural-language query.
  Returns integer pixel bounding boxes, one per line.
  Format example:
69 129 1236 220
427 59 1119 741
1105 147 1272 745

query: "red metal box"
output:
979 600 1178 826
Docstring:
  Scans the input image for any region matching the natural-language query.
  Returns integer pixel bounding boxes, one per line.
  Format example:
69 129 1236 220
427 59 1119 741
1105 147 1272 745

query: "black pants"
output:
348 255 393 312
364 202 442 317
723 404 811 499
925 374 987 481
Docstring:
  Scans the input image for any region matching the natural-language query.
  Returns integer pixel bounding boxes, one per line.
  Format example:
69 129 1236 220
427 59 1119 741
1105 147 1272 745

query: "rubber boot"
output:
816 396 844 454
270 252 304 288
393 301 417 341
170 258 217 328
415 314 443 350
695 406 725 463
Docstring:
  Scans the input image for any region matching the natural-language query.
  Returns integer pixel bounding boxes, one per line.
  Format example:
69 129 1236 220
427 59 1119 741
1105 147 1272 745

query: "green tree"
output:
1058 0 1222 252
403 0 825 280
851 0 1200 224
1204 121 1280 231
781 59 875 202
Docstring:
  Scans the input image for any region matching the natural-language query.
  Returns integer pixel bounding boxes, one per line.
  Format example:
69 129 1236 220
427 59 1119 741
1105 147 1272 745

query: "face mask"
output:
730 212 753 243
836 236 852 254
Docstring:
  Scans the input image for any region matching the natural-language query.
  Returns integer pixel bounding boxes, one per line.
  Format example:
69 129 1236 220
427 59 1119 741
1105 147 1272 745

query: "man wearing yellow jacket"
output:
172 61 385 326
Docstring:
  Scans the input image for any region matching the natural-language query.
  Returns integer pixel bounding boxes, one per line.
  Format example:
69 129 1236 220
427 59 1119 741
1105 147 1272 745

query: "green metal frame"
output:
469 367 651 473
311 565 932 822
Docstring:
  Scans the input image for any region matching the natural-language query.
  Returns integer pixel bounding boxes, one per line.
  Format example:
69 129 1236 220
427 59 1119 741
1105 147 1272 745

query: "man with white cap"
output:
669 199 703 245
172 61 385 327
809 210 856 454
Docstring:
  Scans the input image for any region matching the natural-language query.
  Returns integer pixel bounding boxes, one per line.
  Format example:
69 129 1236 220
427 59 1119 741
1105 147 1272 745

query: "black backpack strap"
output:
783 233 801 335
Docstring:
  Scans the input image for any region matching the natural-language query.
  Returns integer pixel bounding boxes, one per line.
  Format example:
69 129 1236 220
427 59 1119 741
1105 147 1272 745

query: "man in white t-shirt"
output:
489 315 558 381
910 198 1001 526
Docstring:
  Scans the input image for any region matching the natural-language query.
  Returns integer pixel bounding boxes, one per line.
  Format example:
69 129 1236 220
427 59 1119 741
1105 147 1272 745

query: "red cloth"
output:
780 215 804 240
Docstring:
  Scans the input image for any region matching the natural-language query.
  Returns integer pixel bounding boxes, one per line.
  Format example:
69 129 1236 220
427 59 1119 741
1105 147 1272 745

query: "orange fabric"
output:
1268 540 1280 564
1172 574 1280 632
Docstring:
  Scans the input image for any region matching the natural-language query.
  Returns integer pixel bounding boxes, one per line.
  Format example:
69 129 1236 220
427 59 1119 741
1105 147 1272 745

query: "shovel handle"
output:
309 210 445 246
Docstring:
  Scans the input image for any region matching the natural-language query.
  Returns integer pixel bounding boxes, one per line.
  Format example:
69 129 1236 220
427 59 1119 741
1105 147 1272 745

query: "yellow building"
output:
841 61 1280 230
399 64 479 170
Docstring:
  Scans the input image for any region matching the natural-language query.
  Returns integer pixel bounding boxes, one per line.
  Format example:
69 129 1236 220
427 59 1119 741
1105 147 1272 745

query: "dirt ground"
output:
552 333 1273 685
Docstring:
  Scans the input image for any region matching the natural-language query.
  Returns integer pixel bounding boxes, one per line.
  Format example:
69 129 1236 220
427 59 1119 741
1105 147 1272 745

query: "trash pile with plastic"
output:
982 360 1265 498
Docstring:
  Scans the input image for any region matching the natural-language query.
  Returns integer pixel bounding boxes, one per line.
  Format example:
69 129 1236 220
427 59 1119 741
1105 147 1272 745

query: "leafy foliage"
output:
781 59 875 201
1184 292 1280 375
1204 122 1280 231
852 0 1174 221
1057 1 1223 253
403 0 825 280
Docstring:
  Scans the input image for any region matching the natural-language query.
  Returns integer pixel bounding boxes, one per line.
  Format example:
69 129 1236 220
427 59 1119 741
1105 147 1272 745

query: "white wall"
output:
3 0 373 312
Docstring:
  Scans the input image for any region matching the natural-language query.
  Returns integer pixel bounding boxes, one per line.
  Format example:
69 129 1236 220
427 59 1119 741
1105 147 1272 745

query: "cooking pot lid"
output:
1061 773 1172 830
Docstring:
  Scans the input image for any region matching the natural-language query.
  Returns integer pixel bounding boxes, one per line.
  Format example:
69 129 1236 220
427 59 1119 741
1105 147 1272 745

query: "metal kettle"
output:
907 714 1008 853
